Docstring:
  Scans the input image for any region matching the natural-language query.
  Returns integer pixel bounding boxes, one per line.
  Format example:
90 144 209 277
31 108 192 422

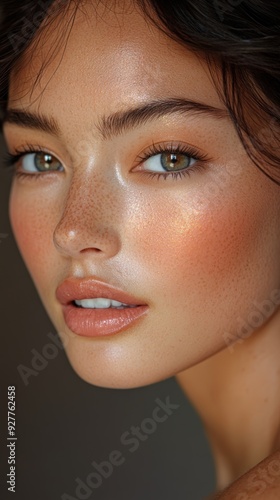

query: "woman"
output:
1 0 280 497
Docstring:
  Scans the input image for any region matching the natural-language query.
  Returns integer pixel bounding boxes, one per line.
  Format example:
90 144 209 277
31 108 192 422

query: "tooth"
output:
75 299 85 307
74 298 135 309
94 298 111 308
75 298 111 308
74 297 139 309
111 300 124 306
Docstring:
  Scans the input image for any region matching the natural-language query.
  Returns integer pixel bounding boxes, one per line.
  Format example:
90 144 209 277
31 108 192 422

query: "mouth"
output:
56 277 148 337
72 298 139 309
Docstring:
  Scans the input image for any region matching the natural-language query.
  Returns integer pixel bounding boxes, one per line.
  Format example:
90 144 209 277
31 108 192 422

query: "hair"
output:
0 0 279 183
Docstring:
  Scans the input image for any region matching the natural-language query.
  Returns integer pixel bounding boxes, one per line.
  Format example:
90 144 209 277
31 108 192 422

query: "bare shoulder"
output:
206 450 280 500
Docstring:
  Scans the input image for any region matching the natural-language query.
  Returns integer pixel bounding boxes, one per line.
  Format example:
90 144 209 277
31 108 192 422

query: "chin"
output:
66 356 169 389
62 342 178 390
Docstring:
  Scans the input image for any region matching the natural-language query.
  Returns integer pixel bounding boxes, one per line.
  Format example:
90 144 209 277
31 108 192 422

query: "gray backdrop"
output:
0 134 215 500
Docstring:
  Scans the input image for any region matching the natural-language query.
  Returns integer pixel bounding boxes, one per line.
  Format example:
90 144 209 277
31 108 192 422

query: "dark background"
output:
0 134 215 500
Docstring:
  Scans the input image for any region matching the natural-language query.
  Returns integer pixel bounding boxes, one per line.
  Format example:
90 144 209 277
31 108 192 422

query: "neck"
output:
175 306 280 491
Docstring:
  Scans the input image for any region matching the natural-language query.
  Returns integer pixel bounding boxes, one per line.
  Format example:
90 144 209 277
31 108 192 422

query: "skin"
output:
3 0 280 493
208 450 280 499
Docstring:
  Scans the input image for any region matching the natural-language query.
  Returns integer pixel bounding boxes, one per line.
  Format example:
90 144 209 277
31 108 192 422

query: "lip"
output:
56 277 149 337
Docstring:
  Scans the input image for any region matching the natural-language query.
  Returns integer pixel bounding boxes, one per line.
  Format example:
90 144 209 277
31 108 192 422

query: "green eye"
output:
33 152 62 172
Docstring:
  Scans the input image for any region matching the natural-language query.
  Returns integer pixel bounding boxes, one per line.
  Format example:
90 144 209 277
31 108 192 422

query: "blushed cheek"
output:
8 170 279 318
130 184 274 310
9 188 57 288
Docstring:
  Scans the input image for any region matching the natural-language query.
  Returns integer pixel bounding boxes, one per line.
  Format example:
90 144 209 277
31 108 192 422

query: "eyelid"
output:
133 140 211 168
127 140 213 182
5 144 65 172
17 144 64 163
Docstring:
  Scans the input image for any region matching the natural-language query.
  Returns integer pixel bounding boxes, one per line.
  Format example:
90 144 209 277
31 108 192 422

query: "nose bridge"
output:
53 168 121 257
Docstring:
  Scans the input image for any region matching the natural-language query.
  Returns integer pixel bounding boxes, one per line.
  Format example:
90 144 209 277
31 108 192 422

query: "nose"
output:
53 170 121 259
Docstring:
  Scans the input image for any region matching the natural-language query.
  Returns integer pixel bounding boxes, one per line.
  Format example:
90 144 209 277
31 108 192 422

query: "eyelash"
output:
3 144 57 181
136 142 210 181
3 141 210 182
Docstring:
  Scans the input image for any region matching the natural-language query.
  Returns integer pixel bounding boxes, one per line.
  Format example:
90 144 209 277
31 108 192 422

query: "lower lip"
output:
62 303 149 337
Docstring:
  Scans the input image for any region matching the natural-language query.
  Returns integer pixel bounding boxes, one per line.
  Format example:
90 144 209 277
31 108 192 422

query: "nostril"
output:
81 247 102 253
53 223 120 258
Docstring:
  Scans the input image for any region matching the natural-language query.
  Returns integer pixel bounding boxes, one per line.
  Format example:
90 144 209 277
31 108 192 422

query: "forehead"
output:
8 1 224 125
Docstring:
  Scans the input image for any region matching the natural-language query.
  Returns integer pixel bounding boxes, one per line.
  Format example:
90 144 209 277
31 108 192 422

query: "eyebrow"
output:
3 98 229 140
2 108 60 136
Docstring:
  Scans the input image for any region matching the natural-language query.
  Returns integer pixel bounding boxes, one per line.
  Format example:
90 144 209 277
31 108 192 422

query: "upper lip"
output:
56 277 147 306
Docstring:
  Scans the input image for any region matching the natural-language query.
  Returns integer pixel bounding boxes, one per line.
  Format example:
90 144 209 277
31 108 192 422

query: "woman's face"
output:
4 1 280 388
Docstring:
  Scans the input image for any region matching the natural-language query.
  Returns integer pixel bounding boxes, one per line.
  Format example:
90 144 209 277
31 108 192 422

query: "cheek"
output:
128 174 278 317
9 168 280 312
9 184 59 289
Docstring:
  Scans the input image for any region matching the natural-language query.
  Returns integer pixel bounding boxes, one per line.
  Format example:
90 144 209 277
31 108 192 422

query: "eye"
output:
133 141 210 181
3 147 64 177
21 151 63 173
143 151 196 173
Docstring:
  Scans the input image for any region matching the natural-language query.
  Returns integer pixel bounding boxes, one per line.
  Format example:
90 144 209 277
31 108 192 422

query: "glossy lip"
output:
56 277 147 306
56 277 149 337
